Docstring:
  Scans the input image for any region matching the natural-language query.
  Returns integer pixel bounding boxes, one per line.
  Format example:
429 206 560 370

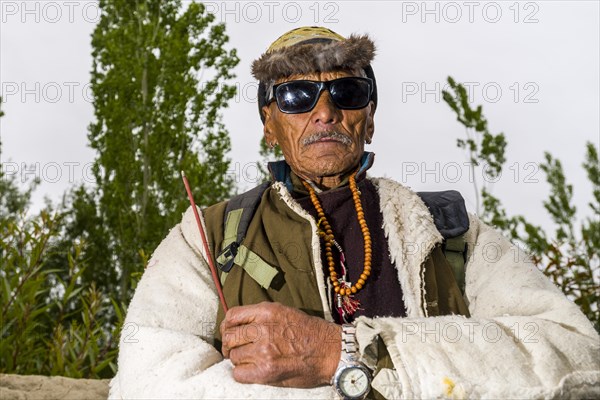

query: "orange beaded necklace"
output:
302 170 372 321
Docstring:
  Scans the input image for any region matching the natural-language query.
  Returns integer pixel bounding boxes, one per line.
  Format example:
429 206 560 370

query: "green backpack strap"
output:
417 190 469 295
215 185 469 294
215 182 279 289
442 236 467 294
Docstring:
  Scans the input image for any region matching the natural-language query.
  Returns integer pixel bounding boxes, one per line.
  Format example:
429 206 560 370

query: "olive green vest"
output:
202 185 469 350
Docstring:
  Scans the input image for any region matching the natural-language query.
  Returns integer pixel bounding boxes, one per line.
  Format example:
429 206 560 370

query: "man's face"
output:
262 70 375 181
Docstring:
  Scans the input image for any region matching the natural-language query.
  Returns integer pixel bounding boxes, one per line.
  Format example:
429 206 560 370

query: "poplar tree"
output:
79 0 239 302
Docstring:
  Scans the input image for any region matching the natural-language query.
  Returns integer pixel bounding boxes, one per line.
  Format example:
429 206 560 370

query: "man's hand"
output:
220 302 341 388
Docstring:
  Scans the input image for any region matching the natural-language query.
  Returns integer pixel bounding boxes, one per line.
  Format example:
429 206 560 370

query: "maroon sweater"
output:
293 178 407 323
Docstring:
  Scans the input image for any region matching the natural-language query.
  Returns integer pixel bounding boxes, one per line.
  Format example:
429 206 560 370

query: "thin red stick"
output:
181 171 228 312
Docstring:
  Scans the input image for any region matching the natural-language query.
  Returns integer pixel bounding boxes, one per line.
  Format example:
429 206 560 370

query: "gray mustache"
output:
302 131 352 146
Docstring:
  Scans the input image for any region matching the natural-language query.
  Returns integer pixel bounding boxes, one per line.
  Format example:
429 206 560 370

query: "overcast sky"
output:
1 0 599 234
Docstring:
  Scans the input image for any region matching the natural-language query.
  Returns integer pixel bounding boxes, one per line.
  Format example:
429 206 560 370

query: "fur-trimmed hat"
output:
253 26 377 123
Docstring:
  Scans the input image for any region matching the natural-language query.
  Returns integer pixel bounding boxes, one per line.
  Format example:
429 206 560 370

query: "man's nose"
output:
311 91 341 125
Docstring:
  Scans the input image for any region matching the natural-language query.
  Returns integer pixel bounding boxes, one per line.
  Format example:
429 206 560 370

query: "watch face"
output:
339 366 370 398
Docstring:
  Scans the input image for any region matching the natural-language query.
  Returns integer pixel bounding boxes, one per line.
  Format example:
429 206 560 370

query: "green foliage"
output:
442 77 507 216
0 170 38 225
70 0 239 303
540 153 577 242
443 76 600 330
539 144 600 329
0 207 124 378
1 2 240 377
1 99 124 376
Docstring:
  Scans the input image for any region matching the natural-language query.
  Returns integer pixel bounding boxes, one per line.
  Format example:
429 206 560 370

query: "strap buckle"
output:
216 241 239 273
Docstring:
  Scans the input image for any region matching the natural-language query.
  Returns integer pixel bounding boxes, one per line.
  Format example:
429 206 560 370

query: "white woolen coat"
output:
108 178 600 399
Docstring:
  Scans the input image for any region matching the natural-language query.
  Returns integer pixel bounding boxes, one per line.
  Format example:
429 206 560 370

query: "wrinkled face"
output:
262 70 375 181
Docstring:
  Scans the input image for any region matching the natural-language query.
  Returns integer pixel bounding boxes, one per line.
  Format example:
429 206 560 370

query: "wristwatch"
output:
332 324 372 399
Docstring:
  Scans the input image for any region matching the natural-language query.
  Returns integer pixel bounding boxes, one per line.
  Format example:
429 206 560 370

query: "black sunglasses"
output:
267 77 373 114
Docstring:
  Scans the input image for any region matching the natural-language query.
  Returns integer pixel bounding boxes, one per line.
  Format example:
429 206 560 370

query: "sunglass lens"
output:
276 82 319 113
330 79 371 109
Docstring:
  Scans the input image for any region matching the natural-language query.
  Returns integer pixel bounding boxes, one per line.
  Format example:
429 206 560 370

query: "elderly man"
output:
109 27 599 399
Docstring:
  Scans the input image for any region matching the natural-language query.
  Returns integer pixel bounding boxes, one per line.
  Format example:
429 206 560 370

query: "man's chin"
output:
302 162 356 179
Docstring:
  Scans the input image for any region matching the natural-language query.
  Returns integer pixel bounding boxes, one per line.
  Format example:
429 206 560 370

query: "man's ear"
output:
365 101 375 144
262 105 276 144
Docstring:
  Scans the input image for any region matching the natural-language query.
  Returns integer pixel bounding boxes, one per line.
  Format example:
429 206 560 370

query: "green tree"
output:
443 77 599 330
1 97 121 379
72 0 239 303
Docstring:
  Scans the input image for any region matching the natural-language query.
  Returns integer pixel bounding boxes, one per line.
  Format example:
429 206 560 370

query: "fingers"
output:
221 322 264 358
228 341 261 366
220 302 285 356
218 302 343 388
230 354 288 385
232 362 265 384
228 343 281 385
220 302 273 332
232 357 317 388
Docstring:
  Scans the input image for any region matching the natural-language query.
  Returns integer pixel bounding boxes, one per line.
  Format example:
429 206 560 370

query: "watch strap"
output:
341 323 358 361
333 324 372 399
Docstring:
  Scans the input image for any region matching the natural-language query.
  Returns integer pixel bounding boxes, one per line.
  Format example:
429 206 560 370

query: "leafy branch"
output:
443 76 599 331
